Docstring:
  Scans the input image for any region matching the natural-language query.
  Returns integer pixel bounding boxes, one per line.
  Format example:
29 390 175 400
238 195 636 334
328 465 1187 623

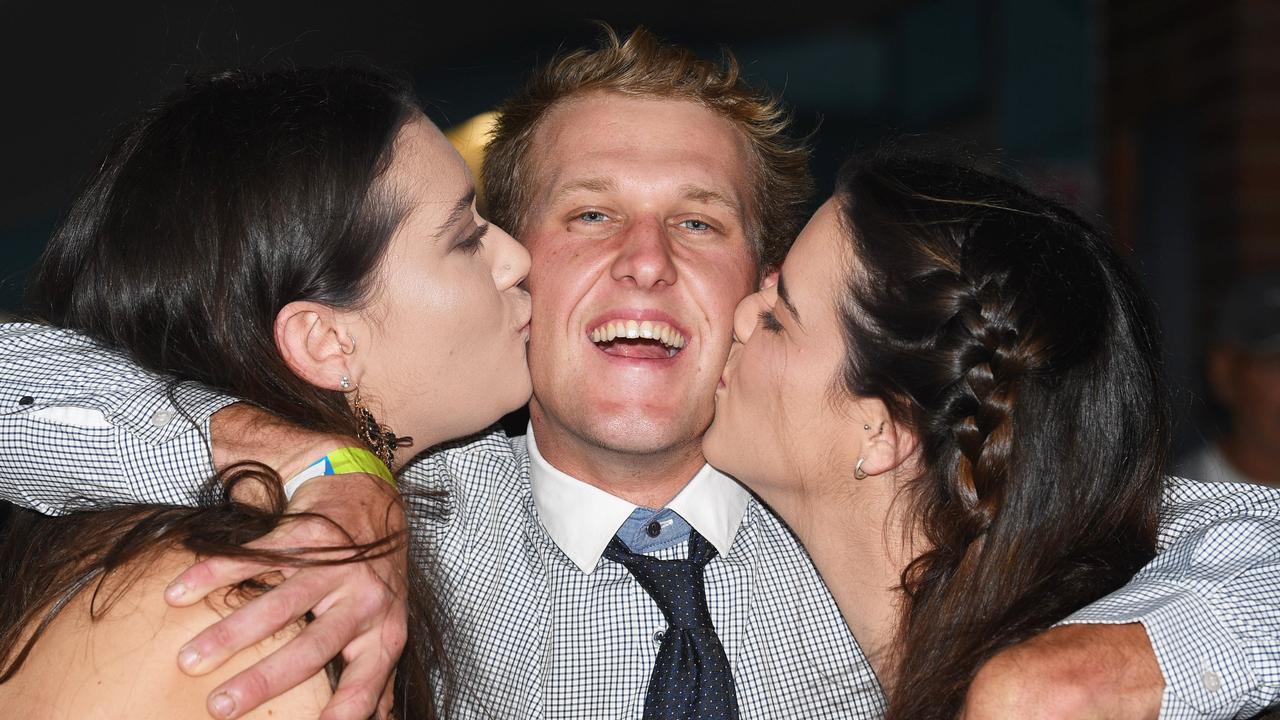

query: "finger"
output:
178 570 334 676
166 553 277 607
318 638 400 720
204 610 359 720
376 668 397 720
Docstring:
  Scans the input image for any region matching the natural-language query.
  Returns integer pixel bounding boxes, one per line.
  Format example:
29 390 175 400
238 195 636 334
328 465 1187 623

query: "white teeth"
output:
589 319 686 350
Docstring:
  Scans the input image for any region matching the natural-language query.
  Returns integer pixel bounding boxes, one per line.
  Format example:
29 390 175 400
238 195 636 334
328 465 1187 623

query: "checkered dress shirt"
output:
2 322 1278 718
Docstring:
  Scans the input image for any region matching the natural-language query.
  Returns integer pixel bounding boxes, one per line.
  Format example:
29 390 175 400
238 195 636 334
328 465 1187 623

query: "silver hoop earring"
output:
340 375 351 390
854 457 867 480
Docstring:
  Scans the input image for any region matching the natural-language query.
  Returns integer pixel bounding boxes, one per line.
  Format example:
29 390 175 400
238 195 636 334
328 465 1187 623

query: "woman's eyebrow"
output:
777 272 803 327
433 188 477 239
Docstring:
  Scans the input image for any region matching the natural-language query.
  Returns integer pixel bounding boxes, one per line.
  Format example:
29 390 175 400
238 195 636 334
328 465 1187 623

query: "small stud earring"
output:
863 424 871 431
854 457 867 480
340 375 351 390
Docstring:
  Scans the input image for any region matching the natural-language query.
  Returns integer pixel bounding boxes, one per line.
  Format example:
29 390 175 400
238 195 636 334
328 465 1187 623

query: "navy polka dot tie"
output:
603 528 740 720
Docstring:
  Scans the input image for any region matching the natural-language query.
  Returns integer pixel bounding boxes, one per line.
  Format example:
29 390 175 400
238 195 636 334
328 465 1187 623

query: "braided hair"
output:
832 153 1167 719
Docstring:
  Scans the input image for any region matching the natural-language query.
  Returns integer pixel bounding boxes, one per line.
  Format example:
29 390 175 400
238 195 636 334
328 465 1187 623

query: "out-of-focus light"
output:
445 111 500 194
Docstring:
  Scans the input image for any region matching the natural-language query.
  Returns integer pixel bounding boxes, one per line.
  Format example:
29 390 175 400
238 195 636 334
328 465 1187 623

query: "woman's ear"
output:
855 407 919 480
274 301 357 391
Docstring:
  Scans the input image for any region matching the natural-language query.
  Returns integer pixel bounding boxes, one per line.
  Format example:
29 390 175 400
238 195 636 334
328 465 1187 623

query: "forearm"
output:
1059 478 1280 718
963 623 1162 720
0 382 234 514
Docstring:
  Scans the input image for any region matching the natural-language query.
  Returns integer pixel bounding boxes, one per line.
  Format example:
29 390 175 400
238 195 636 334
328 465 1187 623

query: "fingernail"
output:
178 645 201 671
211 691 236 718
165 580 187 601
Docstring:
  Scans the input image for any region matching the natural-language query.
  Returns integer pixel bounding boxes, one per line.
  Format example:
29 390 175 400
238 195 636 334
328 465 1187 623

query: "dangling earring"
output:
352 388 413 467
854 457 868 480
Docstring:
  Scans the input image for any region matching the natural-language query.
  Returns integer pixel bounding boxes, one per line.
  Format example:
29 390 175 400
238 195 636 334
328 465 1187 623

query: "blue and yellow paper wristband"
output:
283 447 397 499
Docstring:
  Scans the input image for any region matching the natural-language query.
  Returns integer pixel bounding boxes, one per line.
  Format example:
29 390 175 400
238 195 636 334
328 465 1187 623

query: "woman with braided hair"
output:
704 151 1167 719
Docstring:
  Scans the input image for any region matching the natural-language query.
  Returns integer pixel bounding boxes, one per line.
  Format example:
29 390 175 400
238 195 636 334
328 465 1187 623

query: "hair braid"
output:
833 152 1165 720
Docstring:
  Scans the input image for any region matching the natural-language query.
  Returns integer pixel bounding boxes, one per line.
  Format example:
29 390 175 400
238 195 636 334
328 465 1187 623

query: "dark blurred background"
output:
2 0 1277 466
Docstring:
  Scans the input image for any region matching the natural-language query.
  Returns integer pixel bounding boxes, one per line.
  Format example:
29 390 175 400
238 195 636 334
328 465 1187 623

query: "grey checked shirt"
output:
1 322 1278 718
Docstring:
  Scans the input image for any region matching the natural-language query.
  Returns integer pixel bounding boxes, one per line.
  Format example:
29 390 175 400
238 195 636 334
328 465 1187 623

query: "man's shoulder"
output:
400 425 530 488
1163 473 1280 503
742 496 805 552
431 426 528 462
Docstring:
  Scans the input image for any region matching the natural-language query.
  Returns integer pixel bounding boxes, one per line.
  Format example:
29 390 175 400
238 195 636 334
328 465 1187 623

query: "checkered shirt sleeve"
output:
0 322 236 514
1063 476 1280 718
3 321 1280 718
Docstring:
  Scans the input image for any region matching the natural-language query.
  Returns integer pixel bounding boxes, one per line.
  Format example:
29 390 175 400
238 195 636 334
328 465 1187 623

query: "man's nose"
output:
610 216 677 288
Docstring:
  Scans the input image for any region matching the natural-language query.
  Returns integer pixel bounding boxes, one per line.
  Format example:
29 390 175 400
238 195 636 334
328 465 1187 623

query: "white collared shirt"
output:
526 424 751 573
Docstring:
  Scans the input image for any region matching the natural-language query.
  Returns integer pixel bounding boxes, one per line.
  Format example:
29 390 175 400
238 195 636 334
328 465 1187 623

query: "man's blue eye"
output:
579 211 607 222
681 219 711 231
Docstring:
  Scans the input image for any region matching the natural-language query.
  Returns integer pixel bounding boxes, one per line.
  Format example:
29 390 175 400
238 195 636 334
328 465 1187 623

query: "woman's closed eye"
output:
758 308 783 333
456 223 489 254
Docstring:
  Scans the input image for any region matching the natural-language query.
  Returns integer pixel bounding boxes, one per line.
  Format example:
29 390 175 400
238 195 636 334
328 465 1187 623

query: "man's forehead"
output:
544 175 743 215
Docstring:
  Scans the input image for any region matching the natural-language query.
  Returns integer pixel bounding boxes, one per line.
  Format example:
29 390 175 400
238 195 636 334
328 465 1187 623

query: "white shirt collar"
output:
526 423 751 574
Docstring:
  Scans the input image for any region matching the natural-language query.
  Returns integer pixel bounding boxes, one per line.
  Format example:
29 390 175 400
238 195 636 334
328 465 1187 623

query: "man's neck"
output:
529 419 709 508
1219 434 1280 487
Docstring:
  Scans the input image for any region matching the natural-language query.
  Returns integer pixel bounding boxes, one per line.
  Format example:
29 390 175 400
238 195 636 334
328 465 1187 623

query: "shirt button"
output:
1202 669 1222 693
17 395 34 406
150 409 175 427
645 520 662 538
652 629 666 644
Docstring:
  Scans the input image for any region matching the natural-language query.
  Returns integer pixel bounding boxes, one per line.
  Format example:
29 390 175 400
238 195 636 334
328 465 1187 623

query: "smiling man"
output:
2 27 1280 720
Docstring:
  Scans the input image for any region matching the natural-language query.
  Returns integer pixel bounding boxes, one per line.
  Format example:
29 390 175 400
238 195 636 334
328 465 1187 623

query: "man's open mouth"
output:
589 319 686 359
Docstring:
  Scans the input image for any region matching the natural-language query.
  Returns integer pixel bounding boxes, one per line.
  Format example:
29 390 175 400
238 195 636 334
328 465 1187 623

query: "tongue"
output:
598 338 673 359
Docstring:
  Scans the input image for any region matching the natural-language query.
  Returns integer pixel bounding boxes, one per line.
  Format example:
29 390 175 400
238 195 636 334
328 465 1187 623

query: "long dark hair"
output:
832 153 1167 719
2 67 449 718
0 466 445 716
30 65 415 435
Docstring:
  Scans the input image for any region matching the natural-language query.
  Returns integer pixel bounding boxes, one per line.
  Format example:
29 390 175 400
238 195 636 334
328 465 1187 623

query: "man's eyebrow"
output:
679 184 742 217
776 272 802 327
551 177 617 203
433 188 477 239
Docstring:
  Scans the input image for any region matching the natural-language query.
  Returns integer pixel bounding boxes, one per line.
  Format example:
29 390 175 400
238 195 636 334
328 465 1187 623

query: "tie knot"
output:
604 528 718 630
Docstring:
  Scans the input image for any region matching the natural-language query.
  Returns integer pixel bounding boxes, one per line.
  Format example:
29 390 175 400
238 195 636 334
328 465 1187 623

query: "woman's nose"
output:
490 224 530 289
732 292 761 344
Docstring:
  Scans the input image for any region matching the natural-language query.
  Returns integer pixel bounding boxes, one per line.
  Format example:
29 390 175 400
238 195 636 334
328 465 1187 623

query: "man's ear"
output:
274 301 356 392
759 269 780 291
